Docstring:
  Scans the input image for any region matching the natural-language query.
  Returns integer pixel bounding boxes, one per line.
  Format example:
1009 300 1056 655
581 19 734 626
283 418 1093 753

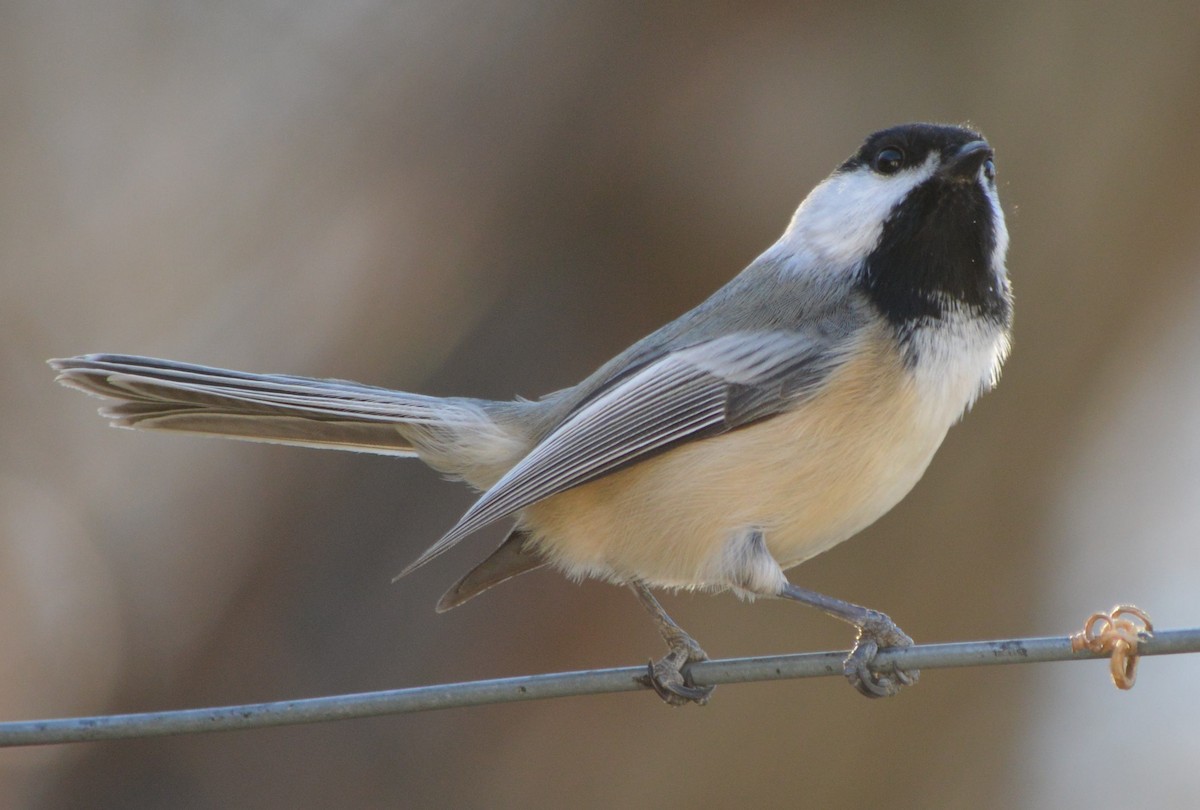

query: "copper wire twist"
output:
1070 605 1154 690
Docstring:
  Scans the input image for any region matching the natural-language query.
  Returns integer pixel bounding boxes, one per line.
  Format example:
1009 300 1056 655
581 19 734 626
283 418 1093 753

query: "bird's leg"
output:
628 581 714 706
780 581 919 698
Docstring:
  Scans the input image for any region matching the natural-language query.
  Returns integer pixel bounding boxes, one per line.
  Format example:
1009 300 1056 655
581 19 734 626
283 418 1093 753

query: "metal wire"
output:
3 626 1198 748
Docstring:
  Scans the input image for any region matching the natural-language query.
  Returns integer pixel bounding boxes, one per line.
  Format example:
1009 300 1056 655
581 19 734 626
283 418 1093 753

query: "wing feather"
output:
399 331 842 575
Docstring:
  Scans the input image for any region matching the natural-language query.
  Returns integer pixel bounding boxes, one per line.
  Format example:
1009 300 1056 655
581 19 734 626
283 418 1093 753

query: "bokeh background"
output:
3 2 1199 807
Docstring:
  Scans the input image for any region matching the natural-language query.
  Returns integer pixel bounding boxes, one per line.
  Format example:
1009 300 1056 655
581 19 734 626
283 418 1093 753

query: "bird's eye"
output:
872 147 905 175
983 158 996 183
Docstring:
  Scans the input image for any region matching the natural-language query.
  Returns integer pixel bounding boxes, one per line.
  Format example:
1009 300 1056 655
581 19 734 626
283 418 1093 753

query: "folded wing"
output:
400 330 845 575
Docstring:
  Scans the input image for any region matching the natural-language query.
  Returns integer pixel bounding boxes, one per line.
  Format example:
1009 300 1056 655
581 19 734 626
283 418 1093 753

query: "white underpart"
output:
764 153 941 274
908 306 1011 427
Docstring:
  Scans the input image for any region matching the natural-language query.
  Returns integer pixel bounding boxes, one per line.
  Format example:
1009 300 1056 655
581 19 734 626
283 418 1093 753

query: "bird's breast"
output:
522 317 1006 591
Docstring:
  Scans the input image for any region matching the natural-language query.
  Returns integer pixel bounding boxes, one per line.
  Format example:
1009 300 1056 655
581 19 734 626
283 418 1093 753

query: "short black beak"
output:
941 139 992 179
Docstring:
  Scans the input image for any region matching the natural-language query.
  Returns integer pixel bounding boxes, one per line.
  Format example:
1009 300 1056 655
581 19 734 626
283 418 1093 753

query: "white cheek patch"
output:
768 154 940 273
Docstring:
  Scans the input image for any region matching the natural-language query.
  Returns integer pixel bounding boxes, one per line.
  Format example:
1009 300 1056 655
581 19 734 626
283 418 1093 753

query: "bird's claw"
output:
842 610 919 698
643 641 713 707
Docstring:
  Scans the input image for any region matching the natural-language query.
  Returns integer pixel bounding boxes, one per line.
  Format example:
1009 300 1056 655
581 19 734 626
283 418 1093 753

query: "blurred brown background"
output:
3 2 1200 807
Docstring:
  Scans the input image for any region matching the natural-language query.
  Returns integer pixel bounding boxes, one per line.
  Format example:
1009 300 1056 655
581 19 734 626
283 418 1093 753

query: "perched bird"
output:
51 122 1011 704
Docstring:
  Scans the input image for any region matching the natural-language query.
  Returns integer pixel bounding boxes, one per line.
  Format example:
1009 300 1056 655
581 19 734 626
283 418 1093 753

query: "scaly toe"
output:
642 649 714 707
842 613 920 699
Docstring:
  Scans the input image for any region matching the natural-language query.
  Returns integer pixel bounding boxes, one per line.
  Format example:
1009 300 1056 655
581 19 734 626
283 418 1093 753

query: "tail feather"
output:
50 354 529 481
52 353 544 590
53 354 454 421
434 529 546 611
101 410 423 457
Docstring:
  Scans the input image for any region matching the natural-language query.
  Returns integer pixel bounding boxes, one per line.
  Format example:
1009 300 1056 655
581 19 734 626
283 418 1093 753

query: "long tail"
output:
49 354 529 489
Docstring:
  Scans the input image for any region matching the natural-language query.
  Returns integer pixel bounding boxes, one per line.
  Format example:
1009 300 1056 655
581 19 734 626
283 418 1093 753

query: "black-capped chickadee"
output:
51 123 1011 705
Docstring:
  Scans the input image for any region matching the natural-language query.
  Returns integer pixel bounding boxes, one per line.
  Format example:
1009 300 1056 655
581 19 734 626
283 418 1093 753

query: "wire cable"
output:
2 623 1197 747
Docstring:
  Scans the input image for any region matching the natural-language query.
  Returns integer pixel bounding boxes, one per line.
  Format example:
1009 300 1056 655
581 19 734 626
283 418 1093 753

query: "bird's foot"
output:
843 610 919 698
643 632 713 707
